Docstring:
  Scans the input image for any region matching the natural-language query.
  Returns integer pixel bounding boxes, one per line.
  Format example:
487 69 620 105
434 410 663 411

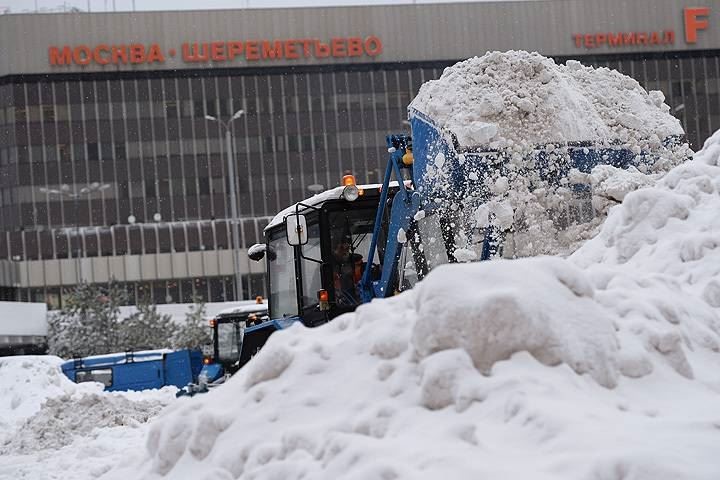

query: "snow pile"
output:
0 355 102 428
0 355 176 480
105 135 720 479
410 52 691 260
410 51 684 149
412 258 618 389
3 392 170 453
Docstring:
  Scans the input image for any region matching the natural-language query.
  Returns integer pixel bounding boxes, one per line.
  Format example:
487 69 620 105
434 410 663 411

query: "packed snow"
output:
410 51 685 149
0 356 174 480
96 132 720 479
410 52 692 260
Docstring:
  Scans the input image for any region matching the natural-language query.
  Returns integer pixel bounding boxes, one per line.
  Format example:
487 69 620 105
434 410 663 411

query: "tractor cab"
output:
250 176 398 327
209 299 269 375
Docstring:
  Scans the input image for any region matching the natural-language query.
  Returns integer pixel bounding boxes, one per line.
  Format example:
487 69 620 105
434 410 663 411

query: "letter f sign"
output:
685 7 710 43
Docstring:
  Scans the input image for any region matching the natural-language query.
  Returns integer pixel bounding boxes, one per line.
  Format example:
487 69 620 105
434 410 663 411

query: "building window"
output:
288 136 299 152
205 99 217 117
193 100 205 118
145 180 157 198
41 105 55 122
87 143 99 161
114 143 126 160
164 101 178 118
263 136 275 152
14 107 27 122
275 136 286 152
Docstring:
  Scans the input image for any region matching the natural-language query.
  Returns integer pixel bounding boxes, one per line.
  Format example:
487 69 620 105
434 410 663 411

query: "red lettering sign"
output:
48 36 383 66
572 30 676 49
685 7 710 43
48 46 72 65
210 42 226 61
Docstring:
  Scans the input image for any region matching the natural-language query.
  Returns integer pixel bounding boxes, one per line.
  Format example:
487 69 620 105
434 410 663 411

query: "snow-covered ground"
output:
0 356 175 480
1 53 719 479
91 131 717 478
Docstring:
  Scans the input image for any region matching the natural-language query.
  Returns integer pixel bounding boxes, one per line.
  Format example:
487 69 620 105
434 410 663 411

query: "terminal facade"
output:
0 0 717 307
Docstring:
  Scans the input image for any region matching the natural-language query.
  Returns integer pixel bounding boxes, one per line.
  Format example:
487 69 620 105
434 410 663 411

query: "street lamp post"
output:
40 182 110 284
206 109 245 301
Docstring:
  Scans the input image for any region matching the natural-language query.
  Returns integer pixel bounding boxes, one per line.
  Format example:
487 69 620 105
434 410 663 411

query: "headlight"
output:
342 185 360 201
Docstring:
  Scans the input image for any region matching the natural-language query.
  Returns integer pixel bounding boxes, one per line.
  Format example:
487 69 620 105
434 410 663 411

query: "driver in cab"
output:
332 237 363 305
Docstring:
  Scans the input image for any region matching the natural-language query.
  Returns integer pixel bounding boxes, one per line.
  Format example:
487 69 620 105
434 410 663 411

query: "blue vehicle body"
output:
248 105 686 371
358 109 686 301
61 349 203 392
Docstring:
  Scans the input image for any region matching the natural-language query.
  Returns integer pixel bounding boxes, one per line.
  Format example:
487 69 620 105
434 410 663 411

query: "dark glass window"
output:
84 231 98 257
99 228 113 256
165 101 178 118
87 143 99 160
144 226 157 254
187 223 201 251
42 105 55 122
166 280 179 303
158 224 171 253
114 227 128 255
172 224 186 252
129 226 142 255
198 177 210 195
115 143 126 159
39 231 54 260
210 277 225 302
201 222 214 250
54 231 69 258
215 221 229 249
153 281 167 304
193 277 208 302
24 232 38 261
194 101 205 118
180 279 193 302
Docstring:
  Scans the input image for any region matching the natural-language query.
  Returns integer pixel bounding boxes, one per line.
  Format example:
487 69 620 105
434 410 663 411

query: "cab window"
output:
76 369 113 387
268 229 297 318
328 208 380 306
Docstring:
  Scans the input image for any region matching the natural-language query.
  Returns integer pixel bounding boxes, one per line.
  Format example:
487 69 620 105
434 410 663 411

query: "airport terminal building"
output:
0 0 717 307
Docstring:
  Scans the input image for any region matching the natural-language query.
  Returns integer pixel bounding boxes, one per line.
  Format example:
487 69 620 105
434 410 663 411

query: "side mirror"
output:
286 213 308 246
248 243 277 261
248 243 266 261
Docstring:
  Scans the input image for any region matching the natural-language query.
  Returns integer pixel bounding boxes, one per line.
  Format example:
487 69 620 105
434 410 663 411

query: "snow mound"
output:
412 257 618 389
0 355 102 428
104 132 720 480
410 52 691 261
411 51 684 149
2 392 171 454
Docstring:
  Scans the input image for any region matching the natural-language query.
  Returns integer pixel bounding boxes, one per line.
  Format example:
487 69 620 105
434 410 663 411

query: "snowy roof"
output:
264 182 394 232
215 301 268 317
59 348 174 366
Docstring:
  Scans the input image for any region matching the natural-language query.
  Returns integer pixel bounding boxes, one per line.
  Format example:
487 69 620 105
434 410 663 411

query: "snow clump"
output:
411 50 684 149
410 51 692 259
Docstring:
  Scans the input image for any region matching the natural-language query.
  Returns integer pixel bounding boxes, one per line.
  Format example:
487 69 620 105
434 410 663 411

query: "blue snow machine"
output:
246 104 687 362
177 299 269 397
61 348 204 392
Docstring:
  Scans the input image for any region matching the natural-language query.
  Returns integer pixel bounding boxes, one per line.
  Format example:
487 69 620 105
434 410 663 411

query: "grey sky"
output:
2 0 531 15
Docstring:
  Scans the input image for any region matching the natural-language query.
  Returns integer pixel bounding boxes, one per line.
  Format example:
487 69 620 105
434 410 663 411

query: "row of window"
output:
1 129 389 165
0 91 414 125
0 69 425 108
15 274 267 310
0 218 271 260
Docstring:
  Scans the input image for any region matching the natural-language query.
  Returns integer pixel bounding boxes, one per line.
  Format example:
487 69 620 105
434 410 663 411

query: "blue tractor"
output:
246 106 686 356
